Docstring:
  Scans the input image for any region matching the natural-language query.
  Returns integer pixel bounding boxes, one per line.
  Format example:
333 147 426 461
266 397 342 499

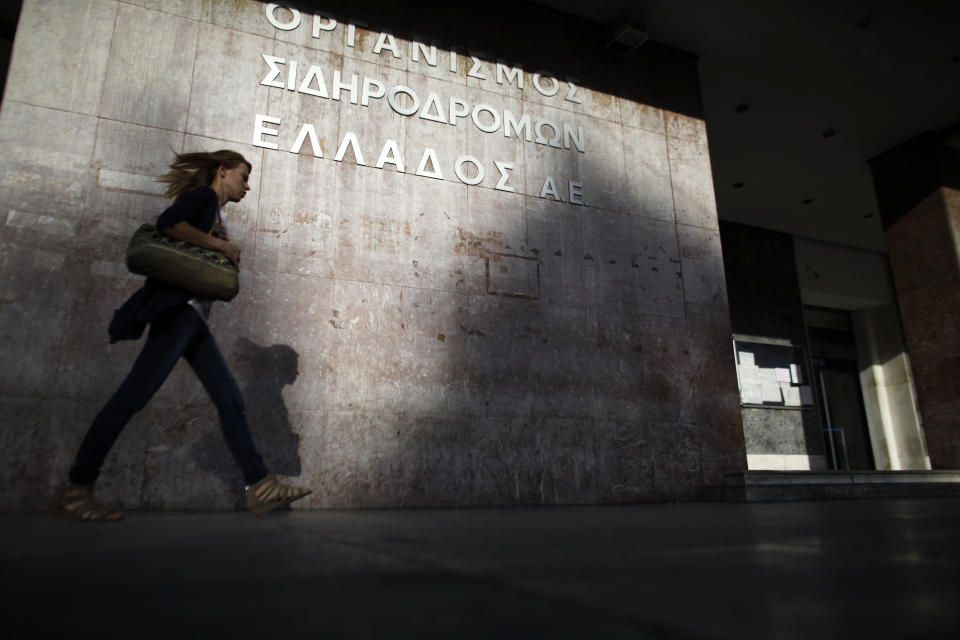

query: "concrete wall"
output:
0 0 744 510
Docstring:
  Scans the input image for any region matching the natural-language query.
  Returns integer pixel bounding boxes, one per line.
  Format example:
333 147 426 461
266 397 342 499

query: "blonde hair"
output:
159 150 251 200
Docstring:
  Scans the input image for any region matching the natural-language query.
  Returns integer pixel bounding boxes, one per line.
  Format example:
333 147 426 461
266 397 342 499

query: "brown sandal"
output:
59 485 123 521
245 475 312 517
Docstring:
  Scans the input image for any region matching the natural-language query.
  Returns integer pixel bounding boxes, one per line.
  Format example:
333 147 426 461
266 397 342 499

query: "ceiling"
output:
535 0 960 252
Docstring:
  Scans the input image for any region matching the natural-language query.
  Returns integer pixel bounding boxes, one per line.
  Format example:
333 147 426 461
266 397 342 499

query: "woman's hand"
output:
218 240 241 266
162 221 241 268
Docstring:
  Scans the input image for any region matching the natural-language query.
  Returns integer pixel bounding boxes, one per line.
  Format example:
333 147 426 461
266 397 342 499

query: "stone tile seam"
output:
116 0 201 24
180 3 206 163
0 99 100 121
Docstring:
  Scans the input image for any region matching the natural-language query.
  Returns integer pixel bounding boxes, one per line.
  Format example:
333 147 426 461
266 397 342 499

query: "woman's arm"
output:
162 222 242 266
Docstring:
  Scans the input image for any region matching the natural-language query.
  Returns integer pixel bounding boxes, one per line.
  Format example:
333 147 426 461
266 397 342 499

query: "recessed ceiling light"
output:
735 103 750 113
821 128 836 138
802 198 814 205
856 16 873 28
733 182 745 189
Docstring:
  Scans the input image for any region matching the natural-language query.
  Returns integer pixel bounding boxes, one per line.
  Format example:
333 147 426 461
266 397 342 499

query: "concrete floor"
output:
3 498 959 639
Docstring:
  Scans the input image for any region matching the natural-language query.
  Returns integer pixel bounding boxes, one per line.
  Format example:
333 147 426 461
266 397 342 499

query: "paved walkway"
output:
3 498 959 639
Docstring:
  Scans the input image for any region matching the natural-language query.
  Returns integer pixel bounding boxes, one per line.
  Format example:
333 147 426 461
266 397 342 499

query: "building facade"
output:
0 0 954 511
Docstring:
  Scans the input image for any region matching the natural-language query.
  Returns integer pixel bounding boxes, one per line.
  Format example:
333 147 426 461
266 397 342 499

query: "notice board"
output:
733 339 814 408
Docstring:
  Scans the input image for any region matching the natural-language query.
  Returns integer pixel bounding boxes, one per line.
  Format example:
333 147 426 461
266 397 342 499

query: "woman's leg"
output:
69 305 203 485
182 324 269 485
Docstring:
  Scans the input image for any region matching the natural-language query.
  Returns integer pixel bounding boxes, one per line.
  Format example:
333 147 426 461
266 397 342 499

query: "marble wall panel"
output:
623 127 675 222
472 416 597 505
186 22 272 143
51 260 144 401
632 217 684 318
526 197 586 307
301 411 403 508
0 243 73 397
243 270 335 412
522 303 596 419
458 294 540 414
253 149 337 278
678 225 729 317
203 0 274 37
486 253 539 299
397 287 475 416
125 0 203 20
402 175 484 293
666 112 709 148
593 418 657 502
463 185 529 257
323 280 403 414
333 162 407 286
652 421 704 500
581 209 638 315
100 4 198 131
620 99 666 135
668 135 719 231
3 0 116 115
396 413 475 507
0 103 97 217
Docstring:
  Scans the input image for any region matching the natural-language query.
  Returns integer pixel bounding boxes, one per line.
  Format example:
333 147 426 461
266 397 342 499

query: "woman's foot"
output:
59 484 123 521
245 475 312 517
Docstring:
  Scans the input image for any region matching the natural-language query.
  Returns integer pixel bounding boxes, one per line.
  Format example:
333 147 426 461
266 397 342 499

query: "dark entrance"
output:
804 307 875 470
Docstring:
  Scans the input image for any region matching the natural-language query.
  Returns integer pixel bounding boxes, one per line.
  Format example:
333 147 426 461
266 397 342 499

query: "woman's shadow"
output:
189 337 303 508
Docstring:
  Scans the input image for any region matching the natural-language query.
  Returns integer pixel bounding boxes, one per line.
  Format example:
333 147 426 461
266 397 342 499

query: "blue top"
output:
108 185 221 342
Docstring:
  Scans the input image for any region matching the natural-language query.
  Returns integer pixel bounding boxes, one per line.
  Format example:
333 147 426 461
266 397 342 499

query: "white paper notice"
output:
799 385 814 405
790 363 803 384
782 385 801 406
738 351 755 367
761 383 783 403
758 368 778 382
741 383 763 404
775 367 792 383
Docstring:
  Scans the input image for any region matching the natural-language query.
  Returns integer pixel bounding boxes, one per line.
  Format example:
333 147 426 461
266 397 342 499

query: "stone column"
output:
870 132 960 468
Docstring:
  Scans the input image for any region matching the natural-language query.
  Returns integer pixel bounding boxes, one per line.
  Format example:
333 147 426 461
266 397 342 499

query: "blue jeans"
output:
70 304 268 486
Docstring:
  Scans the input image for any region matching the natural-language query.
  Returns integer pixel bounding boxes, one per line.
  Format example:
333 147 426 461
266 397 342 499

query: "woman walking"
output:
60 150 310 520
